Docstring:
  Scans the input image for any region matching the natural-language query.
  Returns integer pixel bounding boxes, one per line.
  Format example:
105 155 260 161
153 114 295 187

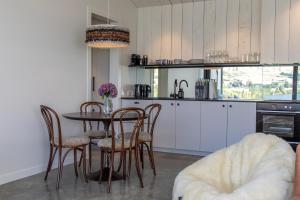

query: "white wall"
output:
0 0 137 185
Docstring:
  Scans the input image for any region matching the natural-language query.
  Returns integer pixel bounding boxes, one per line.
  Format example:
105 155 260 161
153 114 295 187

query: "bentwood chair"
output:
80 102 108 171
40 105 89 189
97 108 144 193
138 104 161 176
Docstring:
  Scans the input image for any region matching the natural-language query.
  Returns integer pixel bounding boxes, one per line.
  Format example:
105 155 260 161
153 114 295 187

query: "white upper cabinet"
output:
289 0 300 63
175 101 201 151
192 1 204 59
227 102 256 146
172 4 182 60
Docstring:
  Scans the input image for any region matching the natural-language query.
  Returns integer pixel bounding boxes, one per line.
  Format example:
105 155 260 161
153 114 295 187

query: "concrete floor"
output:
0 151 199 200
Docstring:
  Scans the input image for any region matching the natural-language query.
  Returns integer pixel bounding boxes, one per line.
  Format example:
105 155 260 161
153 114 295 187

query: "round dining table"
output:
62 111 148 182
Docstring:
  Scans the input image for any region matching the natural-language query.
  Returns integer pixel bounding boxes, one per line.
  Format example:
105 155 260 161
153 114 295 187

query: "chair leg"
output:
78 152 83 167
56 149 63 189
128 149 132 177
134 147 144 188
145 143 156 176
122 151 127 179
149 143 156 176
107 152 114 193
99 151 104 184
99 150 104 184
82 146 88 183
74 149 78 177
140 144 144 169
89 142 92 172
44 146 56 181
117 151 123 172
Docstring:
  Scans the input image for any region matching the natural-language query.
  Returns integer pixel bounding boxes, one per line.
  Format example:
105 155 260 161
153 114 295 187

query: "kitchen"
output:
1 0 300 199
121 0 300 155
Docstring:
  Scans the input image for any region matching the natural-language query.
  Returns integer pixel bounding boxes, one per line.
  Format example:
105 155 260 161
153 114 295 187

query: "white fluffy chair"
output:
173 133 295 200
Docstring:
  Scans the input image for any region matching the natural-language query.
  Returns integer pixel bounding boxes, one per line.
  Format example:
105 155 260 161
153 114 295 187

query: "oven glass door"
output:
262 114 295 138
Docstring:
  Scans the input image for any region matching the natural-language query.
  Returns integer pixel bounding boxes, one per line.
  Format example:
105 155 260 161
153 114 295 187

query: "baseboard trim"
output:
153 147 210 157
0 158 74 186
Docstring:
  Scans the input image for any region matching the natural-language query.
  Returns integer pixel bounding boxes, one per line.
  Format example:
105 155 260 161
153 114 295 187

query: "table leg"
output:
86 120 122 182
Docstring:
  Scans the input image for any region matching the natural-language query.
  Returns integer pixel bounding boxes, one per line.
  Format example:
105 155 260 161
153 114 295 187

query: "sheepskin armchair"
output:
173 133 295 200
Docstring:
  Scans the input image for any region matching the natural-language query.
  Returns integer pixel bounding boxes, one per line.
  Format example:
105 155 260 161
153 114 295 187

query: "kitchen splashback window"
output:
222 66 293 100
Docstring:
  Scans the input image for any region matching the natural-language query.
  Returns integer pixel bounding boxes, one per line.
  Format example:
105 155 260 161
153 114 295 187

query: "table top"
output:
63 112 148 122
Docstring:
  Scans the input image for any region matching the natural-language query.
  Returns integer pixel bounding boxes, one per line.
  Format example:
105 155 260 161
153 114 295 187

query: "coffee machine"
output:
134 84 151 98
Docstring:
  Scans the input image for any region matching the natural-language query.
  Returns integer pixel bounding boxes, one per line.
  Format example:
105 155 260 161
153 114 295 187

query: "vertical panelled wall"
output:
261 0 300 63
137 0 262 62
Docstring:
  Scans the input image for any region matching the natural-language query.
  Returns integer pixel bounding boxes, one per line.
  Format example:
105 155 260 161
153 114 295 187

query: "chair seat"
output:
139 131 152 142
97 138 134 150
54 136 90 148
85 130 111 138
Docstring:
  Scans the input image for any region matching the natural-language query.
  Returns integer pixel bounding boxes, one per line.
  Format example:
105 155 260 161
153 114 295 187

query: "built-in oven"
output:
256 102 300 145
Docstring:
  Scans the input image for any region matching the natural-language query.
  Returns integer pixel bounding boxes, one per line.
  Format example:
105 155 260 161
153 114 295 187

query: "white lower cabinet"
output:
121 99 153 109
227 102 256 146
122 99 256 154
153 100 176 149
175 101 201 151
200 102 228 152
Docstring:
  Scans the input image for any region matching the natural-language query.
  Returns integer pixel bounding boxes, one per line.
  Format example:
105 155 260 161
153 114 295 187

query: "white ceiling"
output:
130 0 204 8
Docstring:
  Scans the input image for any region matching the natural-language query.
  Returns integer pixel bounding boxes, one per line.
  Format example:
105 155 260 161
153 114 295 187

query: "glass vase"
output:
103 96 113 115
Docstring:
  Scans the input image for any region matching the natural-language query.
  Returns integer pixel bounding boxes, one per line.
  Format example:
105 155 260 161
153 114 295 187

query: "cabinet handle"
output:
134 102 140 104
171 103 174 106
222 105 225 108
177 103 180 106
229 105 232 108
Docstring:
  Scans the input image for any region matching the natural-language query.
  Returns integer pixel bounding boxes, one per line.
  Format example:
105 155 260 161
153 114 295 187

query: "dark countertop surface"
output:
121 96 300 103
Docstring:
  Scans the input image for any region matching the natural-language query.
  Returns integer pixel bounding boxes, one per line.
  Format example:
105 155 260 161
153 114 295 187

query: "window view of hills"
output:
222 67 293 100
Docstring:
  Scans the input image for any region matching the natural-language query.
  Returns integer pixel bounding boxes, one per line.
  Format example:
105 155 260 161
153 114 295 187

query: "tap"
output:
170 79 178 98
178 80 188 99
179 80 188 89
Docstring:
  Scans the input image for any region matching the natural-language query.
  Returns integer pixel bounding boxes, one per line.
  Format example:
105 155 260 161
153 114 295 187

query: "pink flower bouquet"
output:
98 83 118 98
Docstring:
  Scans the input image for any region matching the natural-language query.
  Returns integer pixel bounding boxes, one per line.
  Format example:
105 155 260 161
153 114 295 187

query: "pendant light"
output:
85 0 130 48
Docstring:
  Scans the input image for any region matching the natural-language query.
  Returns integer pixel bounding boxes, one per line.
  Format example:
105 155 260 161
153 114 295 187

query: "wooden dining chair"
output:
40 105 89 189
97 108 144 193
138 104 161 176
80 102 107 171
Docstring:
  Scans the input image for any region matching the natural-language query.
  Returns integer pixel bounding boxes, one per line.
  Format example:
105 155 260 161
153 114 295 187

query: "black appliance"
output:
131 54 141 66
134 84 151 98
256 102 300 146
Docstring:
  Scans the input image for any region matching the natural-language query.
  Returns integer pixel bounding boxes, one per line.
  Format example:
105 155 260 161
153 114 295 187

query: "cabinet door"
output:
200 102 227 152
227 102 256 146
175 101 201 151
153 100 176 149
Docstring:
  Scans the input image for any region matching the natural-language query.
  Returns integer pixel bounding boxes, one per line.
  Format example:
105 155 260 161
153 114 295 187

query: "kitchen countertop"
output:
121 96 300 103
